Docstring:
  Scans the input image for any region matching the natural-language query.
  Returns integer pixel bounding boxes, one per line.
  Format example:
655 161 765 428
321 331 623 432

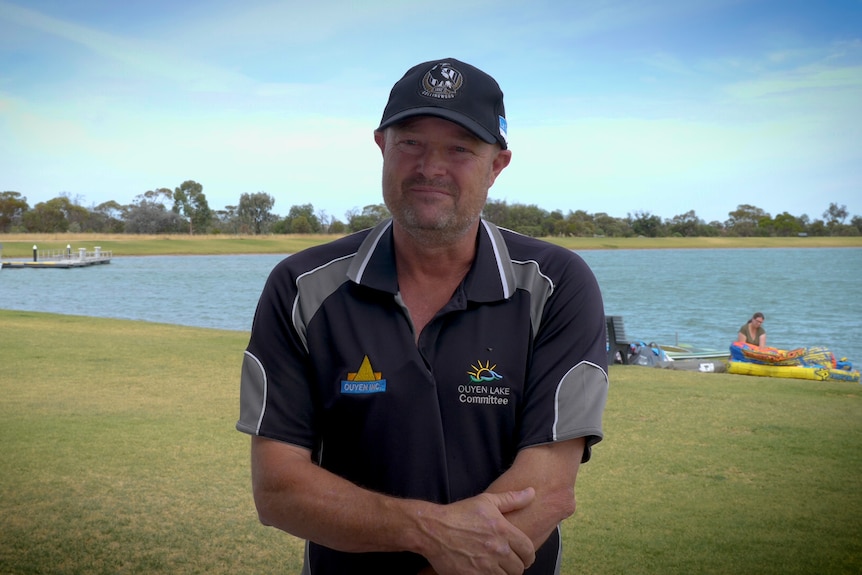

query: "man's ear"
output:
488 149 512 187
373 130 386 154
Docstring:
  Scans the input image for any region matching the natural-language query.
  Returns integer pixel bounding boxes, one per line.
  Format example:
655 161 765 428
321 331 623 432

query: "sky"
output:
1 0 860 225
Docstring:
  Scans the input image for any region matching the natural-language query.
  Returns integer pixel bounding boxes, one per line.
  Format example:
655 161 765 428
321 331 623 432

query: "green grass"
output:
1 233 860 258
0 311 304 574
1 310 860 574
569 367 862 574
0 233 344 258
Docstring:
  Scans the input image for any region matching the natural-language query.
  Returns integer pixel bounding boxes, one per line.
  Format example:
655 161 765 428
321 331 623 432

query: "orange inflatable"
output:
730 342 807 365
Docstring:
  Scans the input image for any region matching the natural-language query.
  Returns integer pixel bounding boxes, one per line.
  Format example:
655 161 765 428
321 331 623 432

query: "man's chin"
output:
398 212 479 244
400 207 452 230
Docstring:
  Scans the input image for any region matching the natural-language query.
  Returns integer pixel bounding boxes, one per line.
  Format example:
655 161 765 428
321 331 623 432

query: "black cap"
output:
377 58 508 149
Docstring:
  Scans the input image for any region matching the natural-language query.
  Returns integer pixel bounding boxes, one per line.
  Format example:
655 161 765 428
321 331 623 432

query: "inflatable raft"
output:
730 342 806 365
728 342 860 383
728 361 860 383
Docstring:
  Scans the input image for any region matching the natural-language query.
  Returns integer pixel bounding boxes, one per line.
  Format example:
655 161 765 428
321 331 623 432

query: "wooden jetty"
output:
1 246 113 269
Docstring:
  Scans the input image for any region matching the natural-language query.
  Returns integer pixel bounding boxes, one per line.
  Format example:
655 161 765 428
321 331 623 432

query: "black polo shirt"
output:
238 218 608 574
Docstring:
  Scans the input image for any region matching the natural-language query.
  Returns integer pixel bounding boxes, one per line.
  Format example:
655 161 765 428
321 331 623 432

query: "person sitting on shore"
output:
738 312 766 347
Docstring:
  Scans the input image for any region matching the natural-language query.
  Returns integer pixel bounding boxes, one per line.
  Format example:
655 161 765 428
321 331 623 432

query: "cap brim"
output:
377 107 498 146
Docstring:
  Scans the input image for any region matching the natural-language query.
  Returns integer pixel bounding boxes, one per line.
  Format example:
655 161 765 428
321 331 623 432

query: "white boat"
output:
659 343 730 360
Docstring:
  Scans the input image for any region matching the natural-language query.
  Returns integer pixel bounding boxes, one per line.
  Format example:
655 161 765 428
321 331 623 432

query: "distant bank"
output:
0 233 859 258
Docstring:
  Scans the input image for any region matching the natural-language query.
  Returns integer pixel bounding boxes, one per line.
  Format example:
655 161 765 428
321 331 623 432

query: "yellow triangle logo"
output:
347 355 382 382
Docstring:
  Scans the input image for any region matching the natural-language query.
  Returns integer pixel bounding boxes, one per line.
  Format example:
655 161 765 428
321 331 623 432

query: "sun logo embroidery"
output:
341 355 387 394
468 360 503 383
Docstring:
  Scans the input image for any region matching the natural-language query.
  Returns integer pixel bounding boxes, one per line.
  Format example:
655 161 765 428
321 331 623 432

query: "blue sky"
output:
1 0 860 224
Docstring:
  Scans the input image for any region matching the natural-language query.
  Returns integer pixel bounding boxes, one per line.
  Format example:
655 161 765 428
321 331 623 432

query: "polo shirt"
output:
237 218 609 574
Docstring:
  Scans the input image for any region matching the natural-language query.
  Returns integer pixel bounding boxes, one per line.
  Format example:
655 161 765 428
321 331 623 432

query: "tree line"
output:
1 181 859 238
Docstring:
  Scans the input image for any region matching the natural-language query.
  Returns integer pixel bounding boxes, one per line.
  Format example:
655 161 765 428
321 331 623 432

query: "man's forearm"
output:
485 438 585 549
251 436 536 574
252 436 430 554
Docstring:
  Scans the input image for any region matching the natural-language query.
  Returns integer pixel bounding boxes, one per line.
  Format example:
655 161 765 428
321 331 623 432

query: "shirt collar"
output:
347 218 515 302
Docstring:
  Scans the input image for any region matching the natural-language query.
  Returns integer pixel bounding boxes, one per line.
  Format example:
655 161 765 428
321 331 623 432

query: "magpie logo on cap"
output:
421 62 464 100
377 57 509 149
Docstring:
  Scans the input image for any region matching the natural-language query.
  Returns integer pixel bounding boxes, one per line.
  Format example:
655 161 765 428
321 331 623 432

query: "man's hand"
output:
418 488 536 575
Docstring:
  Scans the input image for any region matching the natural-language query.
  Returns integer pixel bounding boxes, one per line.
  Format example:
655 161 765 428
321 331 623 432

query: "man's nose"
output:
416 146 448 178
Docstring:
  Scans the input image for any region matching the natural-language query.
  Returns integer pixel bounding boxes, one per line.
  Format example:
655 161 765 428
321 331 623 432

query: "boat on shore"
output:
625 341 729 372
659 343 729 372
659 343 730 360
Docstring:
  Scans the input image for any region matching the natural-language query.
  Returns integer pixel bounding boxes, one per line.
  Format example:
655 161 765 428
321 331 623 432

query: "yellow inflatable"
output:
728 361 860 383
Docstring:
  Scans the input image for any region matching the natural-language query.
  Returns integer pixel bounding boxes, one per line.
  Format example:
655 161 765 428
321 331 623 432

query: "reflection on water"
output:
2 248 860 361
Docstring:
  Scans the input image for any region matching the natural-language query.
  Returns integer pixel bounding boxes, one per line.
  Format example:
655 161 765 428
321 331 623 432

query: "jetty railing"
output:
1 245 113 269
32 246 113 262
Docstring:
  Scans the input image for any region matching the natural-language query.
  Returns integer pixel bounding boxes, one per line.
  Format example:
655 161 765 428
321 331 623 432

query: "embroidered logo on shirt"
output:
468 360 503 382
460 360 510 406
341 355 387 394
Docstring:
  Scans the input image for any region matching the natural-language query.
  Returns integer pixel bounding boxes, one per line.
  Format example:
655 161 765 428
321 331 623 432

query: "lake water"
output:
2 248 861 362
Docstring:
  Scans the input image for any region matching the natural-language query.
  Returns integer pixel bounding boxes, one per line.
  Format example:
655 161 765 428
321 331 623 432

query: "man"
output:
237 58 609 574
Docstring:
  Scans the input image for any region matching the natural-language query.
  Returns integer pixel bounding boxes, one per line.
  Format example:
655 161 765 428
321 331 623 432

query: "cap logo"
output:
421 62 463 100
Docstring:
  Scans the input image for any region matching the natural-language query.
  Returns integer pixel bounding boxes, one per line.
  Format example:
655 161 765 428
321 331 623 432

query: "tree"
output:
823 203 848 226
0 191 29 232
316 209 336 233
77 201 122 233
347 204 390 232
237 192 276 234
594 212 630 237
566 210 597 237
136 188 173 208
482 200 551 236
172 180 212 235
213 205 240 234
54 193 92 233
481 199 508 225
285 203 322 233
755 214 775 237
725 204 769 237
703 221 724 236
506 204 549 237
772 212 804 236
22 198 70 233
823 202 849 235
88 200 126 233
125 193 186 234
628 210 664 237
19 195 92 232
667 210 702 237
547 209 568 236
289 215 312 233
329 219 347 234
807 219 827 237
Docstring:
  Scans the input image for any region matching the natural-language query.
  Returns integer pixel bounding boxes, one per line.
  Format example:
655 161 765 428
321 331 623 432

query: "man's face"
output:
374 116 511 244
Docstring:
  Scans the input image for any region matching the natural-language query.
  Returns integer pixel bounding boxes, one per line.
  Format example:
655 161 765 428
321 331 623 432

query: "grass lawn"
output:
1 233 860 258
1 310 860 574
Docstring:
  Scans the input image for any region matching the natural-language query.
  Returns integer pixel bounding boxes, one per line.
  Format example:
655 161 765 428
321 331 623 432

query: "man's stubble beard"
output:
385 179 486 247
